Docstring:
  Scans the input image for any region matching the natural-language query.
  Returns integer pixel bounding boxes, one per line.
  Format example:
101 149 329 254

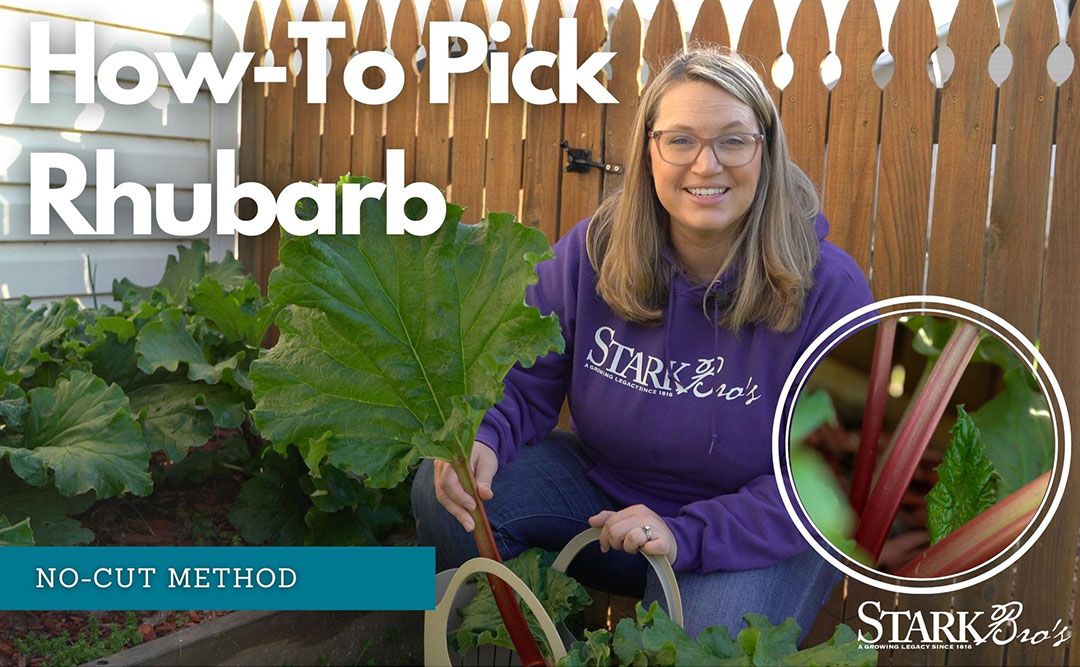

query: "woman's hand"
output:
588 505 678 564
433 442 499 532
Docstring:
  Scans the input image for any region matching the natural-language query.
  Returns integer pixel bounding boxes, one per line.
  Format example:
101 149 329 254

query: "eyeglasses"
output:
647 130 765 167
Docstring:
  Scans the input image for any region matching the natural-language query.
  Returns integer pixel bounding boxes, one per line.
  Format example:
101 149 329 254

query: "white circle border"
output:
784 307 1060 584
772 295 1071 595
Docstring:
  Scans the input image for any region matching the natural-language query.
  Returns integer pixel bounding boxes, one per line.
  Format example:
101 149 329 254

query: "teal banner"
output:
0 547 434 610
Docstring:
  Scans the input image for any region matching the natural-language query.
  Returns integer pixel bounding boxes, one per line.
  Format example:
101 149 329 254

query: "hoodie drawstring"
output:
664 266 676 388
708 295 720 454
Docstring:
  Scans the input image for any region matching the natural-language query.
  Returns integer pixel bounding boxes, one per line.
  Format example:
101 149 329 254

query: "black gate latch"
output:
560 141 623 174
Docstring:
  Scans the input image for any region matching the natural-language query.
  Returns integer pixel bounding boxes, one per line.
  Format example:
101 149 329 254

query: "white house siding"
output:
0 0 233 308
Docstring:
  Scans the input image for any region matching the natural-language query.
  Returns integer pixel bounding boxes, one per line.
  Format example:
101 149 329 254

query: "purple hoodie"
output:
476 214 873 573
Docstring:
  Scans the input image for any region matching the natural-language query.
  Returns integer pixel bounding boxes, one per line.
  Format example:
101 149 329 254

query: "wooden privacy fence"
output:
238 0 1080 663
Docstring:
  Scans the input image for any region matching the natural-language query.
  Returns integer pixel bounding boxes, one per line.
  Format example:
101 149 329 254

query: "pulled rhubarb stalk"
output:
855 322 980 561
895 471 1050 577
850 318 896 515
452 458 547 667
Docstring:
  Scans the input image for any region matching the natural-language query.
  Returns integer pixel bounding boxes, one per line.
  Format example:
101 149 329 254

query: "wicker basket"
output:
424 527 683 666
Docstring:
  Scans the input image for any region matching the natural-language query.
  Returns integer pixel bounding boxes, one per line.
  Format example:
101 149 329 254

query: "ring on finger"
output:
642 524 655 542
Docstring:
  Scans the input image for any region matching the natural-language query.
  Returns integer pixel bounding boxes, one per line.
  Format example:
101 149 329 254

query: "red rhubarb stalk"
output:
895 471 1050 577
855 322 980 561
452 458 547 667
850 318 897 514
870 358 934 490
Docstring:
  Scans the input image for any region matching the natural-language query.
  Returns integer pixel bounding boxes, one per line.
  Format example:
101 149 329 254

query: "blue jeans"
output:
411 430 840 639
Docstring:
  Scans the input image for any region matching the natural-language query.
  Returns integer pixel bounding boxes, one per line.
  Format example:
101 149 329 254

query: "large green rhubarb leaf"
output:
0 515 34 546
972 367 1053 499
0 470 95 545
926 406 999 543
792 446 871 565
113 240 246 304
128 382 245 460
790 389 837 446
136 308 244 385
228 448 309 545
0 297 79 384
251 183 564 487
0 371 150 498
0 383 28 432
189 277 277 346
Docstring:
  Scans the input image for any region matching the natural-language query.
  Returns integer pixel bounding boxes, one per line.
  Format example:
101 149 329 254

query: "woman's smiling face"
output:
648 80 763 255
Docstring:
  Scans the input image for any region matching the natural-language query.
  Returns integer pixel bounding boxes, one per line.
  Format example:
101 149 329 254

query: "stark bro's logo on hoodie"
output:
583 326 762 405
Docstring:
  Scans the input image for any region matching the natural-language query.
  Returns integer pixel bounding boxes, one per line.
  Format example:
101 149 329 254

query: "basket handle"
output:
550 527 684 628
424 556 568 666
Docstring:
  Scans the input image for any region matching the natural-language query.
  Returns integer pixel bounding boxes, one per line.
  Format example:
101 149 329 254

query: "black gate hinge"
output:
560 141 623 174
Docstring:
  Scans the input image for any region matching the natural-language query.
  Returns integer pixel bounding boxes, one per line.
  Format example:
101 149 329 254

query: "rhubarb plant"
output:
0 242 326 547
795 315 1052 576
252 175 565 664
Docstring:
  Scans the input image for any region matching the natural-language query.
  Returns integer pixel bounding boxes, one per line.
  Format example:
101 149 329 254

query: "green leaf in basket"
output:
561 628 614 667
559 602 876 667
449 548 592 658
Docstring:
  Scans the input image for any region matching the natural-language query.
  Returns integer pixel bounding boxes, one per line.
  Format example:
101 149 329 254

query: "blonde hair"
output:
585 45 821 332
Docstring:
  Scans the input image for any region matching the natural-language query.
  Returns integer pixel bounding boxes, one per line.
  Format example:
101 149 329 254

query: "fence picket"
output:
736 0 782 108
557 0 607 236
982 0 1058 340
416 0 453 192
643 0 684 79
353 0 387 182
484 0 528 218
822 0 882 274
926 0 998 304
449 0 489 221
521 0 563 241
689 0 730 48
1036 10 1080 667
321 0 355 183
782 0 829 189
603 0 641 198
291 0 322 183
872 0 936 299
388 0 421 182
260 0 296 288
239 0 267 281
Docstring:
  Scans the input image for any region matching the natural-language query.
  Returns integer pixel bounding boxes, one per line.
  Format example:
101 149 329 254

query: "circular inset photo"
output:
774 298 1068 594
